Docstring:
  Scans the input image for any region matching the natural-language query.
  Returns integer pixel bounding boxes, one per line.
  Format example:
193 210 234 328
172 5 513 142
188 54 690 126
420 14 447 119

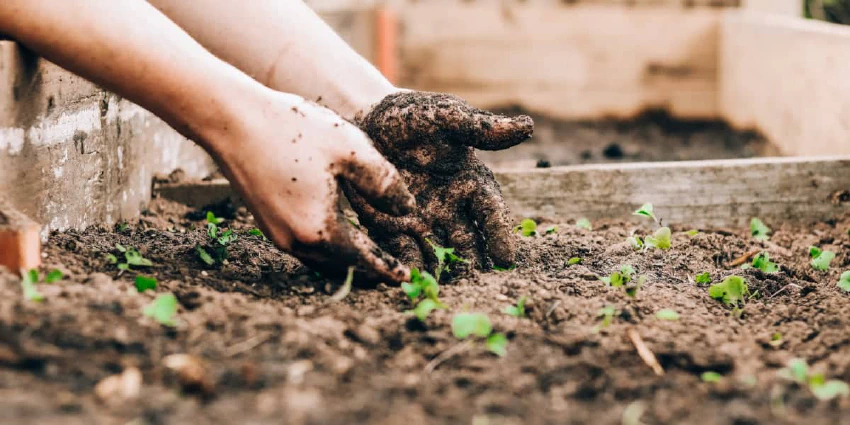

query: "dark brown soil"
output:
4 198 850 425
478 109 776 169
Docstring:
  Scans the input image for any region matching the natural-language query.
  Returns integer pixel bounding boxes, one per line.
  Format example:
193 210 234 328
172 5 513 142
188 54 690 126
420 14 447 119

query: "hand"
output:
348 91 533 271
208 91 415 284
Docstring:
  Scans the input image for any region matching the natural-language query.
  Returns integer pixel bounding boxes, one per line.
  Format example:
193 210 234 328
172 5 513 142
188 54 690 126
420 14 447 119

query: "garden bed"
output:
3 197 850 424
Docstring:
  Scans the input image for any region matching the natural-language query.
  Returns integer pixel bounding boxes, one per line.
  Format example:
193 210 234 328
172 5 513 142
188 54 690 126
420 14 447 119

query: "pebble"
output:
163 354 215 398
352 323 381 345
94 367 142 404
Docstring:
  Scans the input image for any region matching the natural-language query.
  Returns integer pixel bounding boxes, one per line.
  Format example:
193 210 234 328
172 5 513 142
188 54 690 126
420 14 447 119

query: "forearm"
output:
0 0 267 152
147 0 397 120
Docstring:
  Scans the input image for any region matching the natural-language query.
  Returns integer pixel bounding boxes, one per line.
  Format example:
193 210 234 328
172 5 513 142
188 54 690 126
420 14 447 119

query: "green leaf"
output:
770 332 784 348
778 358 809 383
625 275 646 298
809 246 823 258
401 282 422 301
695 272 711 284
105 254 118 264
838 271 850 292
567 257 582 265
708 276 749 307
811 380 850 401
515 218 538 237
645 226 671 250
45 269 63 283
811 250 835 271
117 223 129 232
428 240 468 280
493 264 516 272
485 333 508 357
576 218 592 231
115 243 127 253
503 296 527 317
410 298 444 322
216 229 237 246
206 211 224 225
686 229 700 236
620 265 636 278
544 225 558 235
701 371 722 383
452 313 492 339
633 203 657 222
134 275 158 292
143 293 178 326
207 222 218 240
117 263 130 271
750 218 771 241
627 236 643 250
248 228 267 240
752 252 779 273
124 248 152 267
593 305 617 332
327 266 354 303
20 269 44 302
196 246 215 266
655 309 680 321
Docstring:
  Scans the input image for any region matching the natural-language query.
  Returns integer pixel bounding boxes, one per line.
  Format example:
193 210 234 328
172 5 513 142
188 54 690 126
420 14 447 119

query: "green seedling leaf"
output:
695 272 711 284
216 229 237 246
105 254 118 264
206 211 224 225
593 305 617 333
124 248 152 267
207 222 218 240
544 226 558 235
838 271 850 292
778 358 809 383
503 296 527 317
196 245 215 266
708 275 749 307
567 257 582 265
115 243 127 253
410 298 444 322
45 269 63 283
452 313 492 339
493 264 516 272
810 247 835 271
627 236 644 250
751 252 779 273
144 293 178 326
20 269 44 302
751 218 771 241
428 239 468 281
117 263 130 271
625 275 646 298
811 380 850 401
576 218 592 231
485 333 508 357
248 228 267 239
655 309 680 321
601 265 636 288
701 371 722 383
633 203 657 222
645 226 672 250
770 332 784 348
117 223 129 232
404 268 439 302
515 218 538 237
134 275 157 292
327 266 355 303
686 229 700 236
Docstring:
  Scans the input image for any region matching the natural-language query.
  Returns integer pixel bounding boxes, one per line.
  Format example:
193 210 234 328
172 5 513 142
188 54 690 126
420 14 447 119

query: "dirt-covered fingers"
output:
468 181 517 268
443 219 484 270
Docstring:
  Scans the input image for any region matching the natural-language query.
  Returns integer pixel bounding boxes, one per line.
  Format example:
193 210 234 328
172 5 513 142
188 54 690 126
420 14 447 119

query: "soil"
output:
477 109 777 169
3 197 850 425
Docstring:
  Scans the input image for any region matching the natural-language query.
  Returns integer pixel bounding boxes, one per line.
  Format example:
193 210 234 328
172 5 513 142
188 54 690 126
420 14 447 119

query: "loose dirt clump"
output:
2 198 850 424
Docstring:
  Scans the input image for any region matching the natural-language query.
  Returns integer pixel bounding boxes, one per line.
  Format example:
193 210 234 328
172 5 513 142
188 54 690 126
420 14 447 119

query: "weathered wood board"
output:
155 157 850 228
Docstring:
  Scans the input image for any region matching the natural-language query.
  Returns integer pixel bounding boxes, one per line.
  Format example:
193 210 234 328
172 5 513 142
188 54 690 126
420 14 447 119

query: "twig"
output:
726 249 760 268
325 266 354 304
423 340 473 374
224 332 272 358
769 283 803 299
627 328 664 376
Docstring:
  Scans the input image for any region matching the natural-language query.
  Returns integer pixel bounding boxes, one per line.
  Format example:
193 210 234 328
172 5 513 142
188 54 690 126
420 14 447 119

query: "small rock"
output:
163 354 215 398
287 360 313 384
94 367 142 404
352 324 381 346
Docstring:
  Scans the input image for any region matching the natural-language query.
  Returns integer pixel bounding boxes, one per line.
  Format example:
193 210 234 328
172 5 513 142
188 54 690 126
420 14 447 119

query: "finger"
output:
431 98 534 151
378 234 425 271
444 219 484 270
469 181 517 268
336 141 415 217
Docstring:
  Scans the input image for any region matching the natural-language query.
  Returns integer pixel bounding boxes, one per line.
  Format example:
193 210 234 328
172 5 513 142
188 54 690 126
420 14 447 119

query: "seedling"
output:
701 371 722 383
451 312 507 357
576 218 592 231
645 227 671 250
778 358 850 401
248 228 268 241
19 268 65 302
134 275 157 292
544 225 558 235
515 218 538 237
593 305 617 333
838 271 850 292
503 296 527 317
686 229 700 236
410 298 445 322
402 268 439 302
428 239 468 281
45 269 63 283
751 218 771 241
627 235 644 250
770 332 784 348
493 264 517 272
751 252 779 273
695 272 711 284
567 257 582 266
197 211 237 265
600 265 645 297
655 309 680 321
143 293 178 327
633 203 657 222
809 246 835 271
108 244 153 271
708 276 750 308
326 266 354 303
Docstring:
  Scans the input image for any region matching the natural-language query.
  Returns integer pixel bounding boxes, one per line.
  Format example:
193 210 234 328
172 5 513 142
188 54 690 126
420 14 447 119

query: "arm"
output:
147 0 396 120
0 0 414 283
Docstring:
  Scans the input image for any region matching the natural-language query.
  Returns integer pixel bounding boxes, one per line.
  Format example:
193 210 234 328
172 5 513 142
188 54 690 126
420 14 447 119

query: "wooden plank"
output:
720 12 850 156
0 200 41 271
397 3 722 120
154 157 850 228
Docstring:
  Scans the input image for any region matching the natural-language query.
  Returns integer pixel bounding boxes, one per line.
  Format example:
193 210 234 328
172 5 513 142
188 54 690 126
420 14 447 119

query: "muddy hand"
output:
211 91 415 284
349 91 533 270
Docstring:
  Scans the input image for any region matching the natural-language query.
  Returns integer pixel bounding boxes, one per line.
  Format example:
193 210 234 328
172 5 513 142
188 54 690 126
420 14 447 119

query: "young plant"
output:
809 246 835 271
778 358 850 401
633 203 657 222
695 272 712 284
593 305 617 333
600 265 645 297
655 309 680 321
451 312 508 357
402 268 440 303
838 271 850 292
515 218 538 237
750 218 771 241
134 275 157 292
544 225 558 235
107 244 153 271
576 218 592 231
708 276 750 308
197 211 237 265
410 299 444 322
645 226 671 250
19 268 65 302
701 372 722 383
503 296 527 317
493 264 517 272
567 257 582 266
428 239 468 281
144 293 178 327
627 235 644 250
248 228 268 241
751 252 779 273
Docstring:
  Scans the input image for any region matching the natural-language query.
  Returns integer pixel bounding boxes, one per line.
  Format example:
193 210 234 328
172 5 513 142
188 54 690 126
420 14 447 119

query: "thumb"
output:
336 140 415 217
459 112 534 151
